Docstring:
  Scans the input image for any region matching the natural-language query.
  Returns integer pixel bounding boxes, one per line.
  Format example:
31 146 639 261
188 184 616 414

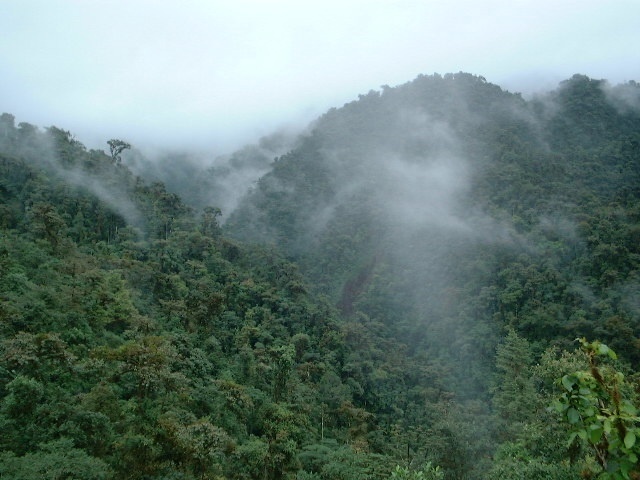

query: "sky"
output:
1 0 639 154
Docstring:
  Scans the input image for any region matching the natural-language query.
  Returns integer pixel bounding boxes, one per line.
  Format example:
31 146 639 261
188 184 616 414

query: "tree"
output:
107 139 131 164
97 335 187 399
390 463 443 480
158 410 233 477
257 401 308 478
492 327 537 429
28 202 66 247
0 113 16 144
201 206 222 237
0 438 111 480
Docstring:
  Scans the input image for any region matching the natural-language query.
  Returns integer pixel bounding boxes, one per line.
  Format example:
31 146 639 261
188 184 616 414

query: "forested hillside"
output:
1 73 640 479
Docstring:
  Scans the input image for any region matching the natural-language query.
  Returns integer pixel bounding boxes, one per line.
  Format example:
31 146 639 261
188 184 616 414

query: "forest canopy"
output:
1 72 639 479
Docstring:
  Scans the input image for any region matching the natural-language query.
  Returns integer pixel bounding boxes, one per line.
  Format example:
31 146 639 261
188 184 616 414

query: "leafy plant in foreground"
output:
553 339 640 479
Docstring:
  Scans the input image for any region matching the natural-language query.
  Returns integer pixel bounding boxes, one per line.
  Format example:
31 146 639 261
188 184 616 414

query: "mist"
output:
121 128 300 219
225 76 495 347
2 1 639 154
2 5 639 473
219 70 640 432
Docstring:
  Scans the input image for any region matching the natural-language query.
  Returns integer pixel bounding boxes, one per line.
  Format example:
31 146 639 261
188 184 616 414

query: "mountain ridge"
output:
1 71 640 479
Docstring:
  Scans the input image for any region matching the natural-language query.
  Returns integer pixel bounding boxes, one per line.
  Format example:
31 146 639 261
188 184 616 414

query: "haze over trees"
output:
1 72 639 479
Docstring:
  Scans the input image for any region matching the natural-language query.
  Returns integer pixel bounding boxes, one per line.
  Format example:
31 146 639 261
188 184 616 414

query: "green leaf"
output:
589 425 603 444
624 431 636 449
562 375 576 392
567 408 580 424
566 431 578 448
621 460 632 477
551 399 565 413
621 402 637 416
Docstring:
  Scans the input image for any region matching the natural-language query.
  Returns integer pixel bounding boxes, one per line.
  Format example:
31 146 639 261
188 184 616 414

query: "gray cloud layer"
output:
1 1 639 153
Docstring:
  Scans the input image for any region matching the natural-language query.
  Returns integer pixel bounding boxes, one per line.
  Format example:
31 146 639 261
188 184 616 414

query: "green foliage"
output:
0 439 111 480
553 339 640 478
486 441 580 480
297 440 389 479
492 327 536 427
1 71 639 479
390 463 443 480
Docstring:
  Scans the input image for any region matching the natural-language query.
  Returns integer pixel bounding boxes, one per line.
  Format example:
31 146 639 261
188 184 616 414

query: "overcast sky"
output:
1 1 639 153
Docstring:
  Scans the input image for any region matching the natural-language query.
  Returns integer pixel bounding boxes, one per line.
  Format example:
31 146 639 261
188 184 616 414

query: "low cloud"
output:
603 80 640 113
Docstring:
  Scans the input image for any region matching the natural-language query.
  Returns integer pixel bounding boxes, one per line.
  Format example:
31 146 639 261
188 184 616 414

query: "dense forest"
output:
1 72 640 479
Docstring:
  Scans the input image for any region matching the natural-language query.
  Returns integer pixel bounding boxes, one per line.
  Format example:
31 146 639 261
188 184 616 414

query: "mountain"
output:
225 71 640 364
223 72 640 477
1 72 640 479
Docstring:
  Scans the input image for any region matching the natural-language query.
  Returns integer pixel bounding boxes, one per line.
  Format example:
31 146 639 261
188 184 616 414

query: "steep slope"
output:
2 71 640 479
227 73 640 352
223 74 640 478
225 71 640 393
0 116 416 479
